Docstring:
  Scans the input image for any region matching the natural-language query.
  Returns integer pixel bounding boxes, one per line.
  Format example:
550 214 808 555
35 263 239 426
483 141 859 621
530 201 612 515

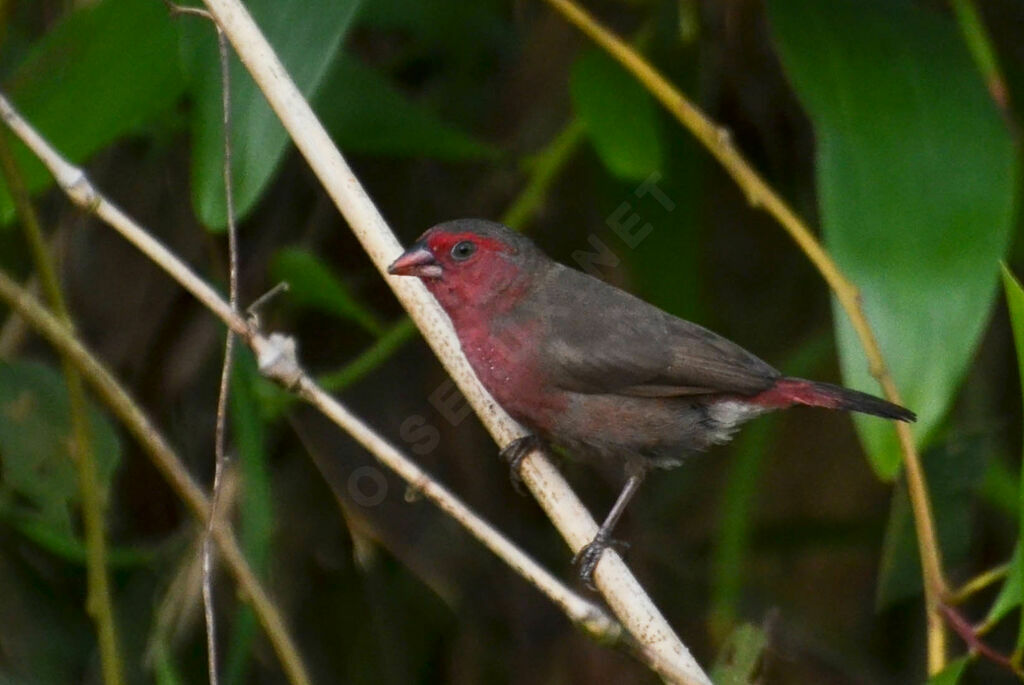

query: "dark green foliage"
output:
769 0 1018 478
1 0 1022 683
0 0 184 223
0 361 120 542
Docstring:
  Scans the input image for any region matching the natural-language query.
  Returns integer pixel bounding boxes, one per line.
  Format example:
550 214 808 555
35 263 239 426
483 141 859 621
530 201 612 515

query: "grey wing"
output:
532 265 780 397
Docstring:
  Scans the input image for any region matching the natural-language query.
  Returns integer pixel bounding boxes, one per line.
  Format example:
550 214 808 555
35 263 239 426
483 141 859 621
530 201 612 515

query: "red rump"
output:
751 377 916 422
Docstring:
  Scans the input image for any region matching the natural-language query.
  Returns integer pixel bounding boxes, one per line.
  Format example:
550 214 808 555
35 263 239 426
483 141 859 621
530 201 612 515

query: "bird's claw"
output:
499 434 542 496
573 533 630 589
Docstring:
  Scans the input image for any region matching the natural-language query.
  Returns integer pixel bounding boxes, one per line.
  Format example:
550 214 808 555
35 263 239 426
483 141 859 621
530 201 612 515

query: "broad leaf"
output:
356 0 504 50
709 623 766 685
768 0 1018 477
0 361 120 537
224 352 274 685
926 656 969 685
184 0 363 229
313 54 496 161
985 544 1021 628
876 435 987 609
0 0 184 224
1000 265 1024 650
571 48 663 182
270 247 384 336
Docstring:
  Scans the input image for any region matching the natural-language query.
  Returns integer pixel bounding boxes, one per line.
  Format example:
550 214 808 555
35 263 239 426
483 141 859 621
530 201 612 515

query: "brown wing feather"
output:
528 264 780 397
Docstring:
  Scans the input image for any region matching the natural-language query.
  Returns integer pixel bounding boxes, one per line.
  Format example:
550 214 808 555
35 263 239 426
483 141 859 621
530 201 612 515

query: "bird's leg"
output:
573 469 646 589
499 434 544 495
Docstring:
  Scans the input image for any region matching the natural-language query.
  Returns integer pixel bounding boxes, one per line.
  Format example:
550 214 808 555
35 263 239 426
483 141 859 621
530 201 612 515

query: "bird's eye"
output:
450 240 477 261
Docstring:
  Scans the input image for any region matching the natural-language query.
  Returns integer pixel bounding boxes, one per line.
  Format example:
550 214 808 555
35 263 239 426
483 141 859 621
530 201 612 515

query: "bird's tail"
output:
753 377 916 422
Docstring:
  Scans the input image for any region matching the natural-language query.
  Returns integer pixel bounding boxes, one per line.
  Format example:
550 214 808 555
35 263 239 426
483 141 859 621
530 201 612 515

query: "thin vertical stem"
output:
950 0 1011 110
203 26 240 685
539 0 949 671
0 133 124 684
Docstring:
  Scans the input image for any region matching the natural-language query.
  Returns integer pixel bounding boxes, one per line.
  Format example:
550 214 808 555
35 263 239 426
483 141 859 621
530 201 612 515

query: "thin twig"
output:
500 118 585 229
161 0 213 21
0 272 36 357
939 604 1022 676
203 25 239 685
0 131 124 685
949 562 1011 606
538 0 949 672
950 0 1012 112
0 266 313 685
190 1 708 680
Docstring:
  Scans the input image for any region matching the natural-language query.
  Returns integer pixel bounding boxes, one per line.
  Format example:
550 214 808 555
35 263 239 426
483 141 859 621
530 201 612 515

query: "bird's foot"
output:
573 532 630 590
499 434 542 496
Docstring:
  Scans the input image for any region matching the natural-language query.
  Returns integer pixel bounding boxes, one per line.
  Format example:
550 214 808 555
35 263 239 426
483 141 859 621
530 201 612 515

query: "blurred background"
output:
0 0 1022 683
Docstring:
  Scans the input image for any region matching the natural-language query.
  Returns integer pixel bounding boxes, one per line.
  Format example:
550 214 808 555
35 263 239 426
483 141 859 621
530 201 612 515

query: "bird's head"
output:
388 219 543 314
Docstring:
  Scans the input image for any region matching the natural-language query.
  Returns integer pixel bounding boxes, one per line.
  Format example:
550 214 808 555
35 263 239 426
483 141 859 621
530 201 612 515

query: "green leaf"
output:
317 318 418 393
926 655 969 685
224 352 273 685
570 48 663 182
1000 264 1024 650
0 550 94 684
709 334 831 639
152 642 187 685
313 54 497 161
184 0 363 229
355 0 504 50
270 247 383 336
709 623 766 685
0 0 185 224
768 0 1018 478
978 457 1019 519
623 129 703 320
876 436 987 609
985 544 1021 628
2 514 153 568
0 361 120 538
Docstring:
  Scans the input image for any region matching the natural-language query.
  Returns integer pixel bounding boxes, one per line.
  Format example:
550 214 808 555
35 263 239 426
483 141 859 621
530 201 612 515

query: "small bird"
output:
388 219 914 586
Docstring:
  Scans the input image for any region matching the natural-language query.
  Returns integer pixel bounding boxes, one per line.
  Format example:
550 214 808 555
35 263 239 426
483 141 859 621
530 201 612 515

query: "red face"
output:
387 228 513 281
387 227 529 315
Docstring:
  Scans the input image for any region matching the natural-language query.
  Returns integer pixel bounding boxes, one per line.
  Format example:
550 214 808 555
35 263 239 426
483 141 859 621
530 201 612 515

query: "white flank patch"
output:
706 400 768 444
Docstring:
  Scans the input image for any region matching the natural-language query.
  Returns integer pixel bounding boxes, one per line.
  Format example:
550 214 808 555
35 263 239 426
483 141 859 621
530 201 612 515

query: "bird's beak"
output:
387 242 442 279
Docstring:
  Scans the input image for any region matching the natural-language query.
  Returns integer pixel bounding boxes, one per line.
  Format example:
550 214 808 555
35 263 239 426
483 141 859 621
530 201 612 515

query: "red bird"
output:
388 219 914 585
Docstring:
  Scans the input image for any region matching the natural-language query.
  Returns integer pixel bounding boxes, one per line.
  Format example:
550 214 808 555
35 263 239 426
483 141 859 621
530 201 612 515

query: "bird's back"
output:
528 263 780 399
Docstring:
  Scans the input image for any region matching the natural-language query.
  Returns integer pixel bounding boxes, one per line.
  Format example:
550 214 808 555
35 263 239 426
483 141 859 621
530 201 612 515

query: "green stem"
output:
708 334 829 642
318 317 418 393
948 562 1010 605
501 118 585 230
708 417 775 643
950 0 1010 109
0 132 124 685
5 514 155 567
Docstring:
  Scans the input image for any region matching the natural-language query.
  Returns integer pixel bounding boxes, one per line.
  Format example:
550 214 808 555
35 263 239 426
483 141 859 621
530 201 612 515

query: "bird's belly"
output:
455 324 769 465
549 393 768 468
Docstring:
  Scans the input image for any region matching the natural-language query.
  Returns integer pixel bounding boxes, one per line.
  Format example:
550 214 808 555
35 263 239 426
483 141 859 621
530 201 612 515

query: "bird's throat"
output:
426 261 533 323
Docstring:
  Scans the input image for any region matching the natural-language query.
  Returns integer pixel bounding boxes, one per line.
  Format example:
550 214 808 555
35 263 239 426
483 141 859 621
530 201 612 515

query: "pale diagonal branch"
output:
193 0 710 682
0 90 699 682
